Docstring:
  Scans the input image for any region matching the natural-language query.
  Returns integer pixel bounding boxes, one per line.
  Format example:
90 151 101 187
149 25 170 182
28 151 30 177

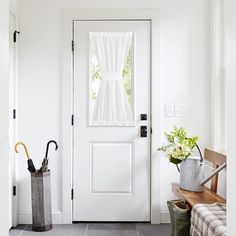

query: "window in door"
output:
89 32 135 126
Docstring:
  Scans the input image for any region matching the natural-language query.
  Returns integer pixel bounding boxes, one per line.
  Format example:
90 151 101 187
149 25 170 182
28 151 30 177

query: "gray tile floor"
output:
10 223 171 236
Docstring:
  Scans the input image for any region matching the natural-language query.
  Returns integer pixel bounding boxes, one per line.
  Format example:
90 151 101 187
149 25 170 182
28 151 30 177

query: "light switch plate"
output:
165 105 174 117
174 104 185 117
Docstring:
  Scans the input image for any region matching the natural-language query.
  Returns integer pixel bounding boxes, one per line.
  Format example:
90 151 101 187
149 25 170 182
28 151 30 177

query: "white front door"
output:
73 20 151 221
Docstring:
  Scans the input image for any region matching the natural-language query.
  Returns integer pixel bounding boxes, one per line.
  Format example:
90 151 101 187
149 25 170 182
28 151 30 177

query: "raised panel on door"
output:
73 20 150 221
90 143 134 195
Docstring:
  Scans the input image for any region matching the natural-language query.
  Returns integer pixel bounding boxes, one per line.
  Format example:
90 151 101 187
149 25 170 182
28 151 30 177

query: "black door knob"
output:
140 126 147 137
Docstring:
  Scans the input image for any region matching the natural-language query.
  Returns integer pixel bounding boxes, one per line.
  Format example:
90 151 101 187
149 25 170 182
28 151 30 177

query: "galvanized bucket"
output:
31 171 52 231
180 156 204 192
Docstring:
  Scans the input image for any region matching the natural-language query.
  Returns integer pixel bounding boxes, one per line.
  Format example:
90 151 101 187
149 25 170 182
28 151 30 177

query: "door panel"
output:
90 142 134 194
73 20 150 221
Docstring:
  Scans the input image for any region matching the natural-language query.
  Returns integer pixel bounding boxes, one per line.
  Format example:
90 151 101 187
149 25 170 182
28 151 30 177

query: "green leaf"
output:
169 157 182 165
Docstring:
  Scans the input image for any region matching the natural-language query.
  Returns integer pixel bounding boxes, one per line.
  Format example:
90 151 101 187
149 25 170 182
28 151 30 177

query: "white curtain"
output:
90 32 133 126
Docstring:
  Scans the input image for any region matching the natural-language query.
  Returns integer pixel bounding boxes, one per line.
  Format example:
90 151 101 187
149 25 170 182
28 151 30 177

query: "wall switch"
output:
165 105 174 117
174 104 185 117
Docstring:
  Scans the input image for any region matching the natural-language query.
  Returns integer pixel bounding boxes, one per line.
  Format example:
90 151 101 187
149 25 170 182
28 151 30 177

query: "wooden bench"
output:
171 149 226 207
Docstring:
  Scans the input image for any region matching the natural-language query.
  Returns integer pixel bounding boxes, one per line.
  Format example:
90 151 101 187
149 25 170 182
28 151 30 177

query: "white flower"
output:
165 143 192 161
158 126 199 164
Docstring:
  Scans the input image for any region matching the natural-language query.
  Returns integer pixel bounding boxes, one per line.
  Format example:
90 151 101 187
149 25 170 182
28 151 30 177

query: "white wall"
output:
18 0 212 223
159 1 211 218
225 0 236 235
0 0 10 234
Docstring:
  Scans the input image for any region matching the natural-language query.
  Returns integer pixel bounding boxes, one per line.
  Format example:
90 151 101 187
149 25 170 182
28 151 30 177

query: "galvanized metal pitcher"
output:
179 144 204 192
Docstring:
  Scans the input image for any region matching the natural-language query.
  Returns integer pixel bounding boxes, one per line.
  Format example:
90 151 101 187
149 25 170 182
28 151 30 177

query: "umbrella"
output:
15 142 36 173
39 140 58 172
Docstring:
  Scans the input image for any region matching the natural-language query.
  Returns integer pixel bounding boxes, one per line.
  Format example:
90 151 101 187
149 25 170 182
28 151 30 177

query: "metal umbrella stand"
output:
31 140 58 232
15 140 58 232
31 171 52 231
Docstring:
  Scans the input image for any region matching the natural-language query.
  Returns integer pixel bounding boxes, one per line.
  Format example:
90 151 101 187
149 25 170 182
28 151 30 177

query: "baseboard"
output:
18 211 63 224
18 211 169 224
160 210 170 223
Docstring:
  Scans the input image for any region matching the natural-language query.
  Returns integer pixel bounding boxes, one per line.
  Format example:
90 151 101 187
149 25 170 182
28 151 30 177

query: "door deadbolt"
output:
140 114 147 120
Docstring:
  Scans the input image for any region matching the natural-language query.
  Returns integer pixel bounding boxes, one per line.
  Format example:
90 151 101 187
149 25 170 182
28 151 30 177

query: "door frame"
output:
9 3 19 227
62 9 162 224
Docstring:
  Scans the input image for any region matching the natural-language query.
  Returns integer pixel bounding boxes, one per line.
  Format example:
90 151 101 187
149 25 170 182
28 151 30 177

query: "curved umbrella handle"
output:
15 142 30 160
45 140 58 158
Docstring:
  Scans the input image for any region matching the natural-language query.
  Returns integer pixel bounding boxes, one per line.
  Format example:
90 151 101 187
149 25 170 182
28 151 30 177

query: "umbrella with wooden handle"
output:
15 142 36 173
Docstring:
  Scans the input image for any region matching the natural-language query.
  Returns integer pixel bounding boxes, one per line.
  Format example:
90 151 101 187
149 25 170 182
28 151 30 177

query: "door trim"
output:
9 8 19 228
211 0 226 152
62 9 162 224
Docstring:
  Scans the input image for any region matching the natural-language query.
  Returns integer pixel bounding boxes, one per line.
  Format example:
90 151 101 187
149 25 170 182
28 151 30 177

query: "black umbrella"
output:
39 140 58 172
15 142 36 173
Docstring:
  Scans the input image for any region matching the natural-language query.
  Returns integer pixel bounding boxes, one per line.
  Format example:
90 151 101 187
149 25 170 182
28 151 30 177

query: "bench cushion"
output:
190 203 226 236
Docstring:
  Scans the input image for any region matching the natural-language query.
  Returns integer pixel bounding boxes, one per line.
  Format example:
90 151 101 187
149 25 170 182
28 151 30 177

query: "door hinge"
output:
151 127 153 135
13 109 16 119
13 31 20 43
71 115 74 126
13 186 16 196
71 189 74 200
71 40 74 52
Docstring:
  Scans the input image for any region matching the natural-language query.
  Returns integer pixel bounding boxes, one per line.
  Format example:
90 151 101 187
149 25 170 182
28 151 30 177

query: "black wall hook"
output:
13 30 20 43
